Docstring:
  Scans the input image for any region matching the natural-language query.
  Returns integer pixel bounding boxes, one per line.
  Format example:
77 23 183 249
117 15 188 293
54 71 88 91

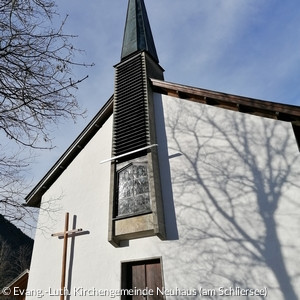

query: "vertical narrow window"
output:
121 258 164 300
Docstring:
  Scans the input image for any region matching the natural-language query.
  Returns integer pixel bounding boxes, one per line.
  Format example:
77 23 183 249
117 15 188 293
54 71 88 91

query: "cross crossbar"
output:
51 228 83 237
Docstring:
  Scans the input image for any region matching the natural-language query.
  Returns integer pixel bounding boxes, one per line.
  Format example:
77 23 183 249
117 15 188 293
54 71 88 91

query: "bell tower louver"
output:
108 0 165 246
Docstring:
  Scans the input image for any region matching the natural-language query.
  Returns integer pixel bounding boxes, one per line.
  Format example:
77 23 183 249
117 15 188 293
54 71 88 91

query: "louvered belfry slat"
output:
112 54 149 156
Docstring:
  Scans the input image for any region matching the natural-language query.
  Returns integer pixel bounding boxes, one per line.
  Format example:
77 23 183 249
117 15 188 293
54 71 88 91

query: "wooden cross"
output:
51 212 83 300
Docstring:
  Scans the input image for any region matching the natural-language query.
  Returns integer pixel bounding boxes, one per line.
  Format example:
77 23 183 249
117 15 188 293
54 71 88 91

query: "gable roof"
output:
25 96 113 207
0 269 29 297
25 80 300 207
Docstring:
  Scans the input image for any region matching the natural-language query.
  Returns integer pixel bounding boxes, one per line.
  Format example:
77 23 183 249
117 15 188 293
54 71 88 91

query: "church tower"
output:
108 0 166 246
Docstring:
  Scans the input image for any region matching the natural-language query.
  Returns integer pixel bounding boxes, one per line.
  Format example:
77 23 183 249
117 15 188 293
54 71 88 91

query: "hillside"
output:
0 214 33 288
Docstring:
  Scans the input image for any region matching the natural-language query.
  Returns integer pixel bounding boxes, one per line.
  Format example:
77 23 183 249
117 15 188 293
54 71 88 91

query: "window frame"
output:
114 158 152 220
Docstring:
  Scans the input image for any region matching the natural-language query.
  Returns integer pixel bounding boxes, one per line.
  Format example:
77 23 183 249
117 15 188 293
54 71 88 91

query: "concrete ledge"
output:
115 213 154 236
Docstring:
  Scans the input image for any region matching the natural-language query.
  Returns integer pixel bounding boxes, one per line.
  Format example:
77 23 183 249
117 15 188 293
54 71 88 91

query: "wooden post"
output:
60 212 69 300
51 213 83 300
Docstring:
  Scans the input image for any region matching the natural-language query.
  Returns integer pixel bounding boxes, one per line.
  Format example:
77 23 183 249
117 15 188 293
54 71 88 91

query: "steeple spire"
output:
121 0 159 63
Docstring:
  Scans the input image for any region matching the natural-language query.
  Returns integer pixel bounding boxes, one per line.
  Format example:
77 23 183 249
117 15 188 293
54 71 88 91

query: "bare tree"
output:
0 0 91 225
0 146 32 224
12 244 32 274
0 238 32 288
0 239 13 287
0 239 11 287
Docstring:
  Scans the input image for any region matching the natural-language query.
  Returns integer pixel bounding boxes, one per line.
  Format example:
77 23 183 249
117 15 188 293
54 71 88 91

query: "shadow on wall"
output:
162 98 300 300
154 95 179 241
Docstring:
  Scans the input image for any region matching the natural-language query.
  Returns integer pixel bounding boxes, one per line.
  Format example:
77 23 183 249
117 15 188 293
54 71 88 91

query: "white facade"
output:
26 93 300 299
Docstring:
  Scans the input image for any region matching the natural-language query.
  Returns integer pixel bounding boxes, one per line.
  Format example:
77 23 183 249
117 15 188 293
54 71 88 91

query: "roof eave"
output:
25 79 300 208
0 269 29 295
25 96 114 208
150 78 300 122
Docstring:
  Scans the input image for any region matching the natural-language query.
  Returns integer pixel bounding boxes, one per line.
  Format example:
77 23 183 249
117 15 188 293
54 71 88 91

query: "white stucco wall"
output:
155 94 300 300
26 94 300 300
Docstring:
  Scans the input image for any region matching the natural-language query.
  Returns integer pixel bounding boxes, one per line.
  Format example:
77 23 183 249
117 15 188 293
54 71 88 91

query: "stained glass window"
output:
117 163 150 217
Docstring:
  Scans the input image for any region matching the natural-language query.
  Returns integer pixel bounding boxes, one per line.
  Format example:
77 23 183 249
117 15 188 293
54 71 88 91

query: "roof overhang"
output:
0 269 29 297
150 79 300 123
25 96 113 207
25 79 300 208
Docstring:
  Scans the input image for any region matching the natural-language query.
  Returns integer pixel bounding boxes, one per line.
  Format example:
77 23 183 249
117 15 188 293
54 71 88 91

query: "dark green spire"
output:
121 0 159 63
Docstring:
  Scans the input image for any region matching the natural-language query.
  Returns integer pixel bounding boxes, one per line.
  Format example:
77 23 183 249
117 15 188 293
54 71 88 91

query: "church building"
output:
25 1 300 299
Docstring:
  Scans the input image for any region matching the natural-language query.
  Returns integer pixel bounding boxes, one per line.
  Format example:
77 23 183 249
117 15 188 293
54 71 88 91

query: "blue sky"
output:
55 0 300 105
24 0 300 233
